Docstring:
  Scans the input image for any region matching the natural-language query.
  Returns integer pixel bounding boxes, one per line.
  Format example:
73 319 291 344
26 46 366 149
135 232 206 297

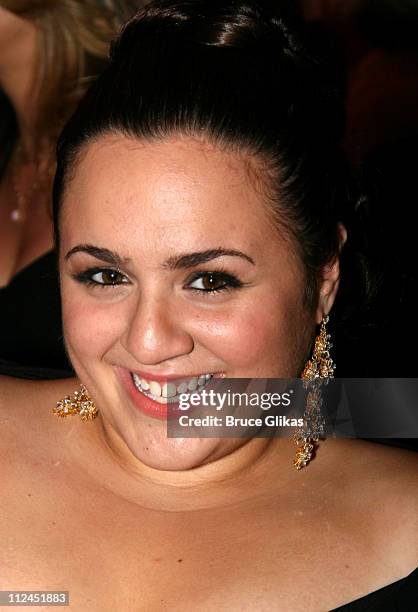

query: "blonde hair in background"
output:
0 0 134 138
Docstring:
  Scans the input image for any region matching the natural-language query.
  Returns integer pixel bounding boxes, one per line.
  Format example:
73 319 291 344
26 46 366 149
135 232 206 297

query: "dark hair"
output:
54 0 361 311
0 88 18 180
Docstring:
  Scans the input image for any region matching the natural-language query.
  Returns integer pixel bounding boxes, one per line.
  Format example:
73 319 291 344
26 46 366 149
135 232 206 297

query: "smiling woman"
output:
0 1 417 610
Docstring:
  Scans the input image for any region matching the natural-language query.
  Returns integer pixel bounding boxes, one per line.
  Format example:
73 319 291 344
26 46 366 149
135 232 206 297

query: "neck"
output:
69 413 297 512
0 8 40 156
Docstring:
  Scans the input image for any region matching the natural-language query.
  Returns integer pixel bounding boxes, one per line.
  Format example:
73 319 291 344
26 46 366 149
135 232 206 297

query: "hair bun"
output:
119 1 304 56
115 0 345 137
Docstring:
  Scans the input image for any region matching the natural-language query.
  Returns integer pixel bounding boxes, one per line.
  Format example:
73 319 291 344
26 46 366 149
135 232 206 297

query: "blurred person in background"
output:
0 0 139 377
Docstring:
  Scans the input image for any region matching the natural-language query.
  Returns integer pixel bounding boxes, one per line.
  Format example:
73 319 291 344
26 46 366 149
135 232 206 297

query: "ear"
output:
315 224 347 324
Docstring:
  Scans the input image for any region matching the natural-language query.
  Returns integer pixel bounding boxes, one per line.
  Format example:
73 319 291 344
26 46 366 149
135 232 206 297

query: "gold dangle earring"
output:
52 385 98 421
293 315 335 470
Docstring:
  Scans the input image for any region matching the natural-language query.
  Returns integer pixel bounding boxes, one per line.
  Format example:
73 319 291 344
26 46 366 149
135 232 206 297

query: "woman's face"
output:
59 134 338 470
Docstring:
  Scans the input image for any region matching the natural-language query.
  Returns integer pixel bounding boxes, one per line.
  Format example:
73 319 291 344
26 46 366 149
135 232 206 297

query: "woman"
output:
0 0 137 375
1 1 417 609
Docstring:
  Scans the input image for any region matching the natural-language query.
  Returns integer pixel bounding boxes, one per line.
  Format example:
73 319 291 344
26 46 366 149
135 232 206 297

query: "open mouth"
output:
131 372 213 404
118 368 225 420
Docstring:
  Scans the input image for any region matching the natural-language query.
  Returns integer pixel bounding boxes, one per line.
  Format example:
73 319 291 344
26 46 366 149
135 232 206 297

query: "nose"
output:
121 293 194 366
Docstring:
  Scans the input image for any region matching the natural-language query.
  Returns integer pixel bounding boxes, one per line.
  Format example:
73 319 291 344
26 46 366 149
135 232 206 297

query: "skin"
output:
0 6 39 144
59 134 340 472
0 133 416 610
0 7 54 284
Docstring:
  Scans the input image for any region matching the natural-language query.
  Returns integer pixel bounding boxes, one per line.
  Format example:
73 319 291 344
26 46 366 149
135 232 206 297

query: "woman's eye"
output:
91 270 127 285
73 268 129 287
187 272 242 293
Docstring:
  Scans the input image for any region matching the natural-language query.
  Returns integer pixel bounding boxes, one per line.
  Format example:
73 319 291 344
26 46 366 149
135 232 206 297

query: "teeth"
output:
131 372 213 402
188 378 198 391
154 395 167 404
162 382 177 398
132 373 143 389
149 381 162 397
177 382 188 394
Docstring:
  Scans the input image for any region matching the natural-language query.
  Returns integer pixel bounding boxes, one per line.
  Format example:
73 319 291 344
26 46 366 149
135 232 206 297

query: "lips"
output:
116 367 218 420
132 372 212 403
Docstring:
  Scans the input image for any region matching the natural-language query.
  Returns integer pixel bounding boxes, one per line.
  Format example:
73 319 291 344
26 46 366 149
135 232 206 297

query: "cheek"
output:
210 313 271 363
61 289 123 363
191 297 310 377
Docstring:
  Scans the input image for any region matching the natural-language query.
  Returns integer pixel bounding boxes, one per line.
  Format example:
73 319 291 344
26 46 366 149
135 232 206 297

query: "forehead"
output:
60 134 294 265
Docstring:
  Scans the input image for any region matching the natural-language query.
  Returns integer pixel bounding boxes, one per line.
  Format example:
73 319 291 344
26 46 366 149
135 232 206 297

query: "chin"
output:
123 425 223 471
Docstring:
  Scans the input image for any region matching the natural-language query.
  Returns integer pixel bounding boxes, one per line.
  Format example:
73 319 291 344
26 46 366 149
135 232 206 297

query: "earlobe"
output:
315 262 340 324
315 224 347 324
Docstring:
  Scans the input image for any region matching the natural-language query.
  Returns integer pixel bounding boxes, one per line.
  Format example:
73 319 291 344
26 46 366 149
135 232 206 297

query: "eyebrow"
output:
64 245 129 267
64 245 255 268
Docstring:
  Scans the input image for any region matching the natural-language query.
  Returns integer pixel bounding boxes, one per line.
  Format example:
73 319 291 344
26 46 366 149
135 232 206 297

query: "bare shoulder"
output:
347 438 418 488
361 440 418 522
0 375 79 456
326 439 418 565
324 436 417 478
334 438 418 506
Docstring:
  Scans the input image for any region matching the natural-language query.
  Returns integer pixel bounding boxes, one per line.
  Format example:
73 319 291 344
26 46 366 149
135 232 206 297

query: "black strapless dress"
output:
0 250 74 379
332 567 417 611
